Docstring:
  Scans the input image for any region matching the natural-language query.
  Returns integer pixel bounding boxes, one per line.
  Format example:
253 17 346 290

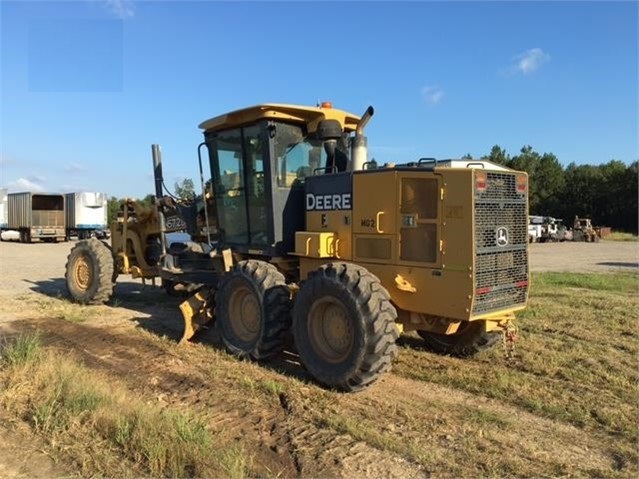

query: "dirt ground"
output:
0 239 637 478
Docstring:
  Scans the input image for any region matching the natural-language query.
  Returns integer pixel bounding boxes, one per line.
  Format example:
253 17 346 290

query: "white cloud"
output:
102 0 135 19
7 178 45 192
512 48 550 75
421 85 444 105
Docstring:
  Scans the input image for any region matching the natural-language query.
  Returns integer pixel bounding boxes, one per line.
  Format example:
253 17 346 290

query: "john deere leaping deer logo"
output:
496 227 509 247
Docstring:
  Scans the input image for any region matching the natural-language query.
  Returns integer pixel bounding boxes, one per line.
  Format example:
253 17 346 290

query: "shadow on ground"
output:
596 262 639 269
26 277 315 386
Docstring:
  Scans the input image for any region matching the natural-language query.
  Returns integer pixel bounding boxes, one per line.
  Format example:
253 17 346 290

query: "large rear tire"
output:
293 263 399 392
215 260 291 360
65 238 115 304
418 321 500 357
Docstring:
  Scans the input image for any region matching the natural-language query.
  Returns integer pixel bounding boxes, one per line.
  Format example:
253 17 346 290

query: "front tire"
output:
418 321 500 357
293 263 399 392
215 260 291 360
65 238 115 304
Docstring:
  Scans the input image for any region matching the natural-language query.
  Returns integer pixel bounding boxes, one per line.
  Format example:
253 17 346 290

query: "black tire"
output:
292 263 399 392
418 321 500 357
65 238 116 304
215 260 291 360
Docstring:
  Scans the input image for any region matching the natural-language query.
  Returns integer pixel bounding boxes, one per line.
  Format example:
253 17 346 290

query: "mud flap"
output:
179 289 213 344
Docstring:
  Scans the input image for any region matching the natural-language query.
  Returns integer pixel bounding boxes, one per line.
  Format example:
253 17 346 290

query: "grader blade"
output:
178 291 213 344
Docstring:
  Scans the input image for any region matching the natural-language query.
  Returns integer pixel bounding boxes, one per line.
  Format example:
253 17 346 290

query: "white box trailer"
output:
65 192 108 239
6 192 66 243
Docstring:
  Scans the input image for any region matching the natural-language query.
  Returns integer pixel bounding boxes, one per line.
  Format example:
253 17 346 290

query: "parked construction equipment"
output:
572 216 599 242
64 103 530 391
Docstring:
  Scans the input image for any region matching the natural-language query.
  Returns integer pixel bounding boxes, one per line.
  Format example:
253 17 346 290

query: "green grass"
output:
2 270 637 478
394 271 638 474
14 293 99 323
605 232 639 241
1 330 41 366
531 271 638 293
0 338 250 478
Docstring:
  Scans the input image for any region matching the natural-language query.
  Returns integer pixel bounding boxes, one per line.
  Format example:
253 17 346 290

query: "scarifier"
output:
65 103 530 391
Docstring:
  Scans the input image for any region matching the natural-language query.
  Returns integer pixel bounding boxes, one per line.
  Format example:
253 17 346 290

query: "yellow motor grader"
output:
65 103 530 391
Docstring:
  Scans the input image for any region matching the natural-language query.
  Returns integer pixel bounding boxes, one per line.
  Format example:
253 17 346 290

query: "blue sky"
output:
1 0 637 199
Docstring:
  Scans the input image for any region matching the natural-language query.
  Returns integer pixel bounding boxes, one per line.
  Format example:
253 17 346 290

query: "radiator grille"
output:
473 172 528 315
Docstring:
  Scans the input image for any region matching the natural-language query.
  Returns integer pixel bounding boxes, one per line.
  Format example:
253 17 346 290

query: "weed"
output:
260 379 285 396
217 444 253 479
465 407 512 429
2 331 41 366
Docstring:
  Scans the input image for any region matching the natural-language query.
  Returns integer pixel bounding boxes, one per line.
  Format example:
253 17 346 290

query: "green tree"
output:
535 152 565 214
139 194 155 208
107 196 122 225
483 145 511 166
559 163 603 223
510 146 542 212
174 178 196 201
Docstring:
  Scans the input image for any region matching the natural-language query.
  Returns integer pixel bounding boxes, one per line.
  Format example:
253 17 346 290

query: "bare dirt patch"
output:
528 240 638 273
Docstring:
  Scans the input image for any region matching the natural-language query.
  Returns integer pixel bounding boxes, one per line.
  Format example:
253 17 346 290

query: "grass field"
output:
1 271 637 478
605 232 638 241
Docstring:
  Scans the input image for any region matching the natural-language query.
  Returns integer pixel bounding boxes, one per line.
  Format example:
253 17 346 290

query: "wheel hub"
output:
309 297 353 363
229 285 261 342
73 254 93 291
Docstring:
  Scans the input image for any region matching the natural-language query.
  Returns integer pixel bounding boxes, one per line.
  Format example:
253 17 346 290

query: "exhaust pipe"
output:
351 106 374 171
151 144 164 198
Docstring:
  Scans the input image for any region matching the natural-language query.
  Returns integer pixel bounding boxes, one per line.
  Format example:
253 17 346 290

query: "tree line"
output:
474 145 638 233
108 154 638 234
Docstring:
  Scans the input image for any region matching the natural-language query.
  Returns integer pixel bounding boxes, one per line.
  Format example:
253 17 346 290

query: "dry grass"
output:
393 271 638 476
1 271 637 478
0 335 251 479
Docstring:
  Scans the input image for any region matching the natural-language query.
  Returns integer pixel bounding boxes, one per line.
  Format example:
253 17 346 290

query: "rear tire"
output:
292 263 399 392
65 238 115 304
418 321 500 357
215 260 291 360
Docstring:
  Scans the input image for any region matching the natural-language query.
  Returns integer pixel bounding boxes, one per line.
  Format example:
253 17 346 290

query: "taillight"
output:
516 174 527 193
476 171 487 192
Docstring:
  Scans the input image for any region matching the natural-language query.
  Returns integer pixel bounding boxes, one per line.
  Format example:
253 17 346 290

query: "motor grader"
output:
65 102 530 391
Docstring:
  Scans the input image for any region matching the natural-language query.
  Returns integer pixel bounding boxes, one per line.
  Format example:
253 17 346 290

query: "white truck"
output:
529 215 560 243
65 192 108 240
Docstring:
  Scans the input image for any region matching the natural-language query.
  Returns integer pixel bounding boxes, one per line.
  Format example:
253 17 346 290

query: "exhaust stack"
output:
350 106 374 171
151 144 164 198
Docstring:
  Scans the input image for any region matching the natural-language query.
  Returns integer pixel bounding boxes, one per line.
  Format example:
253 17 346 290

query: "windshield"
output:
273 122 350 187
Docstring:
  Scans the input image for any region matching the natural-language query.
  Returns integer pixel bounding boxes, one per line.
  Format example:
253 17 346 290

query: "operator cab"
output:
199 104 360 257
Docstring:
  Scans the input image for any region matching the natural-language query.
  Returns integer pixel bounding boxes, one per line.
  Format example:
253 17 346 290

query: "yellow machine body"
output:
295 166 529 334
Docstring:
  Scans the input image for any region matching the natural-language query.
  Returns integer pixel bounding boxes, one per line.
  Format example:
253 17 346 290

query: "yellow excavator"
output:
65 102 529 391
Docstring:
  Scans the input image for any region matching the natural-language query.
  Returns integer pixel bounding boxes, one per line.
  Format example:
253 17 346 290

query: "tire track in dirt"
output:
7 315 427 478
3 309 626 478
